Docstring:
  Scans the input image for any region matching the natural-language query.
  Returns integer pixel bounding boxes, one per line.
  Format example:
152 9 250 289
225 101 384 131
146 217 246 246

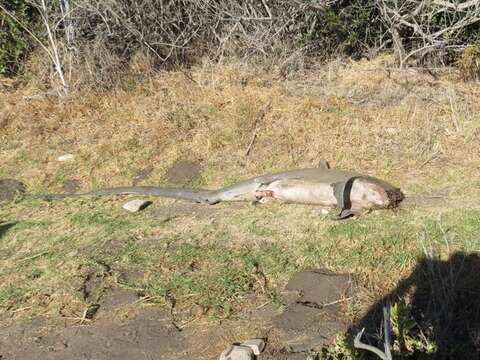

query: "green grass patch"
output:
1 193 479 321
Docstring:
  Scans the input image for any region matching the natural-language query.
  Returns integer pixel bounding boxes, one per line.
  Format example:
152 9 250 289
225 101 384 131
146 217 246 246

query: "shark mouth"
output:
385 188 405 208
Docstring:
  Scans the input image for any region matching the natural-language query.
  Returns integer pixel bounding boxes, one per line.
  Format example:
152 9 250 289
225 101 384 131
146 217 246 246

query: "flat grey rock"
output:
272 269 351 355
280 289 302 305
122 200 151 213
274 303 343 353
273 303 324 331
219 345 254 360
240 339 265 355
285 269 351 305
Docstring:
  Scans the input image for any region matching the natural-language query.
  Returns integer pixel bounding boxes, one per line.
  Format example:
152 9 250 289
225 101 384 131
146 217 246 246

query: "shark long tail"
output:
43 186 220 204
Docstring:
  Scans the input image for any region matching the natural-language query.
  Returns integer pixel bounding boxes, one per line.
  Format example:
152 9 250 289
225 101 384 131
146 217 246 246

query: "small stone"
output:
384 127 400 135
67 250 78 258
240 339 266 355
57 154 75 162
219 345 254 360
122 200 151 213
312 208 330 216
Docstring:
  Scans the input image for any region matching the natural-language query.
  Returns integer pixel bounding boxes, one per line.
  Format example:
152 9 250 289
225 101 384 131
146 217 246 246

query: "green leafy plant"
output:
390 300 437 355
0 0 35 75
324 333 357 360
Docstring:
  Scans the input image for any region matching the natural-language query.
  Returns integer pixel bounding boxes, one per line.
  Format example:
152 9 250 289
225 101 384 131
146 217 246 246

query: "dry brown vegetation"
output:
1 55 480 197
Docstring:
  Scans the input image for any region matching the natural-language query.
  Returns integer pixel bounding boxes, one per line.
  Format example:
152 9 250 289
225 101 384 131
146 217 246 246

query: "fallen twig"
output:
245 132 258 157
19 251 49 262
420 152 440 168
245 101 271 157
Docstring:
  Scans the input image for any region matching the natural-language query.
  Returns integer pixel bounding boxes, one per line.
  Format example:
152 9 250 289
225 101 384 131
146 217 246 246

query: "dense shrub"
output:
295 0 384 58
47 0 386 88
0 0 36 75
457 42 480 81
2 0 480 88
72 0 383 63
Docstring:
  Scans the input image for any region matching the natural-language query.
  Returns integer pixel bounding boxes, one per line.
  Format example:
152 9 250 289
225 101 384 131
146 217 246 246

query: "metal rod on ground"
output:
354 299 393 360
383 299 393 360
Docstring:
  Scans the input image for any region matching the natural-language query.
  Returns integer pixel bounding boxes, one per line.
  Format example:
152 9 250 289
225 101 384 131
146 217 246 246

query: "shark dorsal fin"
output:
318 160 331 170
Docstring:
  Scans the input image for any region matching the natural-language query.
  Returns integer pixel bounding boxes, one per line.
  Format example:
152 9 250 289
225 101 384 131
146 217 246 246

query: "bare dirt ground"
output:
0 268 351 360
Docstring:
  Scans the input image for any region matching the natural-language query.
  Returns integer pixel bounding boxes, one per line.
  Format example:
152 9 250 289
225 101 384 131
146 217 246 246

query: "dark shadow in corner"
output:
348 252 480 360
0 222 16 239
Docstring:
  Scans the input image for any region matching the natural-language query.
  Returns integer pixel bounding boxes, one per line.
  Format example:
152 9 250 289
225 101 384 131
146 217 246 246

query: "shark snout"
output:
351 177 404 209
385 187 405 208
369 182 404 209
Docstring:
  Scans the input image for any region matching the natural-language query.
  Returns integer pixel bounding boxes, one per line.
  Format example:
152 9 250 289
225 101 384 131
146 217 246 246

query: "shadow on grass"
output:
348 252 480 359
0 222 16 239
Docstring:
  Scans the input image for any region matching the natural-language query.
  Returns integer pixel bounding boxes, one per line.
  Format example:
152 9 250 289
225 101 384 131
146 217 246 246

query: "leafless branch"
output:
376 0 480 67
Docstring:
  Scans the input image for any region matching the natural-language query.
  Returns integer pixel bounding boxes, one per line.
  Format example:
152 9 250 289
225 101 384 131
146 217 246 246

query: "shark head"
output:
350 176 404 210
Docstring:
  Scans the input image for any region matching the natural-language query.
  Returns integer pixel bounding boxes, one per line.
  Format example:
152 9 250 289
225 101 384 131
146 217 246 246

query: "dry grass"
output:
457 44 480 81
2 55 479 197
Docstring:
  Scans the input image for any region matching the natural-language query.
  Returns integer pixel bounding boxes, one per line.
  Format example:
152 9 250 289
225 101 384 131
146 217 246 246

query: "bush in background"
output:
457 42 480 81
38 0 386 89
0 0 36 75
2 0 480 90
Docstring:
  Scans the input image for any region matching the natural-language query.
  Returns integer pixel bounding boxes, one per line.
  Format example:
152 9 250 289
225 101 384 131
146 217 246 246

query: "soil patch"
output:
0 309 186 360
165 160 201 185
0 269 353 360
271 269 352 356
97 288 141 316
132 167 153 185
0 179 26 201
62 179 81 194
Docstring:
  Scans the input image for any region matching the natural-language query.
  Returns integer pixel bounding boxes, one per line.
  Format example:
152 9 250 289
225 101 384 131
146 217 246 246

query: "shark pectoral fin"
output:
318 160 331 169
332 209 357 220
199 194 220 205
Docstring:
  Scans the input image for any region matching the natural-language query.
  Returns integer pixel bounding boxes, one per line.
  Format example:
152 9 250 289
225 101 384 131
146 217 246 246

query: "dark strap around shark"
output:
333 176 361 219
319 158 358 219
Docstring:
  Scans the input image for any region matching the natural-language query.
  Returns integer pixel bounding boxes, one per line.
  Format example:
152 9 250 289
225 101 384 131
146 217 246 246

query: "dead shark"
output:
44 161 404 219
